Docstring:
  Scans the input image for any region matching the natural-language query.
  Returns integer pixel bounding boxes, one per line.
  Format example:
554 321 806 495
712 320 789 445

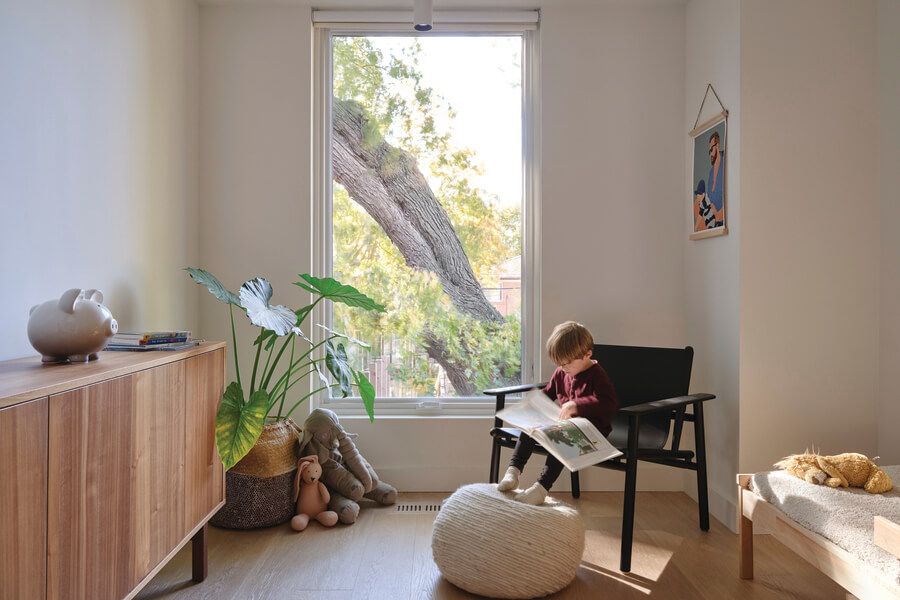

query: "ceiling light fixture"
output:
413 0 433 32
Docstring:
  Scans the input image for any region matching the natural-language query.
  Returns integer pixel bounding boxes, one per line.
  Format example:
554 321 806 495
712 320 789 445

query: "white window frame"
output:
312 11 542 416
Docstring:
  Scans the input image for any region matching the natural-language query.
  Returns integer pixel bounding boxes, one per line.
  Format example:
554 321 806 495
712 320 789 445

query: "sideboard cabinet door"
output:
131 359 189 584
46 348 224 600
184 348 225 529
0 397 48 600
48 373 138 600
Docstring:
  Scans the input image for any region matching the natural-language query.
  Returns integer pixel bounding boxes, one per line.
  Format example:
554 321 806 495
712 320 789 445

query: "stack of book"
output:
106 331 198 352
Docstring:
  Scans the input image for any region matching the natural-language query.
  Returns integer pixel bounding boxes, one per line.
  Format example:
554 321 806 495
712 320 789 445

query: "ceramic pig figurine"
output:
27 289 118 363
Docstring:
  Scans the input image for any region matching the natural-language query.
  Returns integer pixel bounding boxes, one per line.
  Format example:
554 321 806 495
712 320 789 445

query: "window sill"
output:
323 405 497 419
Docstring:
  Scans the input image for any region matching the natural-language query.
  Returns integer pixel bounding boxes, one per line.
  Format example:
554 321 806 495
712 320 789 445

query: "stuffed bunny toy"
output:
299 408 398 524
291 455 339 531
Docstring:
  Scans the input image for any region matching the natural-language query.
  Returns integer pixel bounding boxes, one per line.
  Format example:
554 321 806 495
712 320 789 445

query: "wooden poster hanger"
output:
690 83 729 137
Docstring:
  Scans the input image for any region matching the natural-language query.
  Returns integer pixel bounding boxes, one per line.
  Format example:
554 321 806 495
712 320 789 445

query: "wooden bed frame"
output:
738 474 900 599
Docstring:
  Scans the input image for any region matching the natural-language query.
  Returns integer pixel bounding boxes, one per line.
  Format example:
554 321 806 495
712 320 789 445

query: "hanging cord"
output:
694 83 728 130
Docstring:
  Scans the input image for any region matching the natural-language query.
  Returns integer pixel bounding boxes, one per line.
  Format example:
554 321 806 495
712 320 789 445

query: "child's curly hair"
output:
546 321 593 365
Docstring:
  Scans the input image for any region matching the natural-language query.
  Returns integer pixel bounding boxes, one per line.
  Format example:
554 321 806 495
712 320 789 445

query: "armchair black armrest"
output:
483 383 542 396
617 393 715 416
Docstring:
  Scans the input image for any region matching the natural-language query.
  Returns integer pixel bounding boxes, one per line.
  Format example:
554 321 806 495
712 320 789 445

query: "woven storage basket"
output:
210 419 301 529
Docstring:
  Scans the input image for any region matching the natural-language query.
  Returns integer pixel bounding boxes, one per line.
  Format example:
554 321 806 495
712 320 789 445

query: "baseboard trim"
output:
687 483 737 533
376 463 690 494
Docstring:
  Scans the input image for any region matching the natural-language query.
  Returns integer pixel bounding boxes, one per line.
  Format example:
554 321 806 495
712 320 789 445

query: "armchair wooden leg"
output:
694 402 710 531
489 438 501 483
620 416 640 573
570 471 580 498
192 523 208 582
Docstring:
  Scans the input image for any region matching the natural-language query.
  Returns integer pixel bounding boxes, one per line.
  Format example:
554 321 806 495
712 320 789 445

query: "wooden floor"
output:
135 491 855 600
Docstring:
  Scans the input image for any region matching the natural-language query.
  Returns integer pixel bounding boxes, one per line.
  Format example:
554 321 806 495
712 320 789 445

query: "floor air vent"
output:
395 503 442 514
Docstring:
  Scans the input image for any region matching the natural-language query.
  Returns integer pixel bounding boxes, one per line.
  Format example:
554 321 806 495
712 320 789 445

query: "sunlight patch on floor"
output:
632 530 683 580
582 528 682 590
577 561 653 595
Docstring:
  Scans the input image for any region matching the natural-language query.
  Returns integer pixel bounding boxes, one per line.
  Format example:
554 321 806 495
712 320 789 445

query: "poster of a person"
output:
693 179 719 231
690 115 726 238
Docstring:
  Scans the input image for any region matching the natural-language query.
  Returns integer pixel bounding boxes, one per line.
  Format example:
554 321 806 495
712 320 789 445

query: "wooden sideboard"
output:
0 342 226 600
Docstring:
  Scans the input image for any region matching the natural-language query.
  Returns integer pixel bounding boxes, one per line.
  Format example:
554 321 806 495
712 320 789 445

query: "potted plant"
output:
187 268 384 528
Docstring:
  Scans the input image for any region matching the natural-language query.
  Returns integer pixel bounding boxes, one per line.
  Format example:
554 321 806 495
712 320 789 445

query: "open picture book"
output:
497 388 623 471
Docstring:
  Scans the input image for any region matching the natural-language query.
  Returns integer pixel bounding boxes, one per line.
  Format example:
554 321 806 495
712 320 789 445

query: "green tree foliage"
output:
332 36 522 396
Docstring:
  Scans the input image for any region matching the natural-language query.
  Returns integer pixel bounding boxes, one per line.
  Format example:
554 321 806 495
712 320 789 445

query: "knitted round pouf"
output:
431 483 585 599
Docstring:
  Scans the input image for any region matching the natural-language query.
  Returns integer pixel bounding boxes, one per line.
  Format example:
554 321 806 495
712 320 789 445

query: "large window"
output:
314 13 540 414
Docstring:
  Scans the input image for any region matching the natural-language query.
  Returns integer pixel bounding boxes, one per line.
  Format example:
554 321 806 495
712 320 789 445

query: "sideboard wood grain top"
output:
0 342 227 409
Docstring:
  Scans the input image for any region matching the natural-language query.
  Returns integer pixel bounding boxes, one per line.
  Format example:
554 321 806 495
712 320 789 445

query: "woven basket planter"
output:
210 419 301 529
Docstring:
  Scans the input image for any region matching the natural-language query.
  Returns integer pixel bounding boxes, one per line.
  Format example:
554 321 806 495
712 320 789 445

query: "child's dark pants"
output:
508 432 564 491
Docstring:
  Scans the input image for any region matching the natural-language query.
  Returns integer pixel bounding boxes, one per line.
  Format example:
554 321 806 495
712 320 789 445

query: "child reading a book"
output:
497 321 619 505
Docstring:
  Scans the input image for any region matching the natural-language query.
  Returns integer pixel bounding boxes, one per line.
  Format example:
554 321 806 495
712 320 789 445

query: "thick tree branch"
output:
332 98 504 325
420 329 476 397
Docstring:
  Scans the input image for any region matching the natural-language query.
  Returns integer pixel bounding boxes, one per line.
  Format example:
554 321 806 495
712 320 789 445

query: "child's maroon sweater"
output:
543 361 618 437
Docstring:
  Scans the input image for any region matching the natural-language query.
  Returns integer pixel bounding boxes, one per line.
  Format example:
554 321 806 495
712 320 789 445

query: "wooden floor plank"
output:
351 511 417 600
230 511 372 598
135 491 856 600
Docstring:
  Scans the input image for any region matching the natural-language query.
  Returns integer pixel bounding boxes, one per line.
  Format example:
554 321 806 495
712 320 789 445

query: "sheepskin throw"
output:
752 465 900 587
431 483 584 599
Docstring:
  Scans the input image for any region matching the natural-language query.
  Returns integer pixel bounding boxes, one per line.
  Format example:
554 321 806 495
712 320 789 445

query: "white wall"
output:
684 0 741 529
878 0 900 463
685 0 886 533
0 0 200 362
739 0 879 471
197 3 689 493
197 4 314 387
540 4 687 353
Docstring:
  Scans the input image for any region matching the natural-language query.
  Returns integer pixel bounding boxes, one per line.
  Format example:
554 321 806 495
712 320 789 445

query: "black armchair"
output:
485 344 715 573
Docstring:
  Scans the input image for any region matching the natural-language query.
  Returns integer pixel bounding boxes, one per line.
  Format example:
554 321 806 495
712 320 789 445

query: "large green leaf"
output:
294 274 386 312
325 341 353 397
186 268 240 305
215 382 270 471
254 304 315 350
355 371 376 423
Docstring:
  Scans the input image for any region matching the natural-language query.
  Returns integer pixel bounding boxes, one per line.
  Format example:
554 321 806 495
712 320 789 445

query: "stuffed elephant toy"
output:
298 408 398 524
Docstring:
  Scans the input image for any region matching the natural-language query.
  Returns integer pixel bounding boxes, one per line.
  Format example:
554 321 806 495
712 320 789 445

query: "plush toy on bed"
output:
776 452 893 494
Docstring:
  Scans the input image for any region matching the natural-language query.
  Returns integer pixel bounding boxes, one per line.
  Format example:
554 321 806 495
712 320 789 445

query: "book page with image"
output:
495 388 561 431
531 418 622 471
497 388 622 472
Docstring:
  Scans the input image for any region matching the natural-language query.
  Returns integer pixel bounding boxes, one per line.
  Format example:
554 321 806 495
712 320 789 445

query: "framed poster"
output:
689 111 727 240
